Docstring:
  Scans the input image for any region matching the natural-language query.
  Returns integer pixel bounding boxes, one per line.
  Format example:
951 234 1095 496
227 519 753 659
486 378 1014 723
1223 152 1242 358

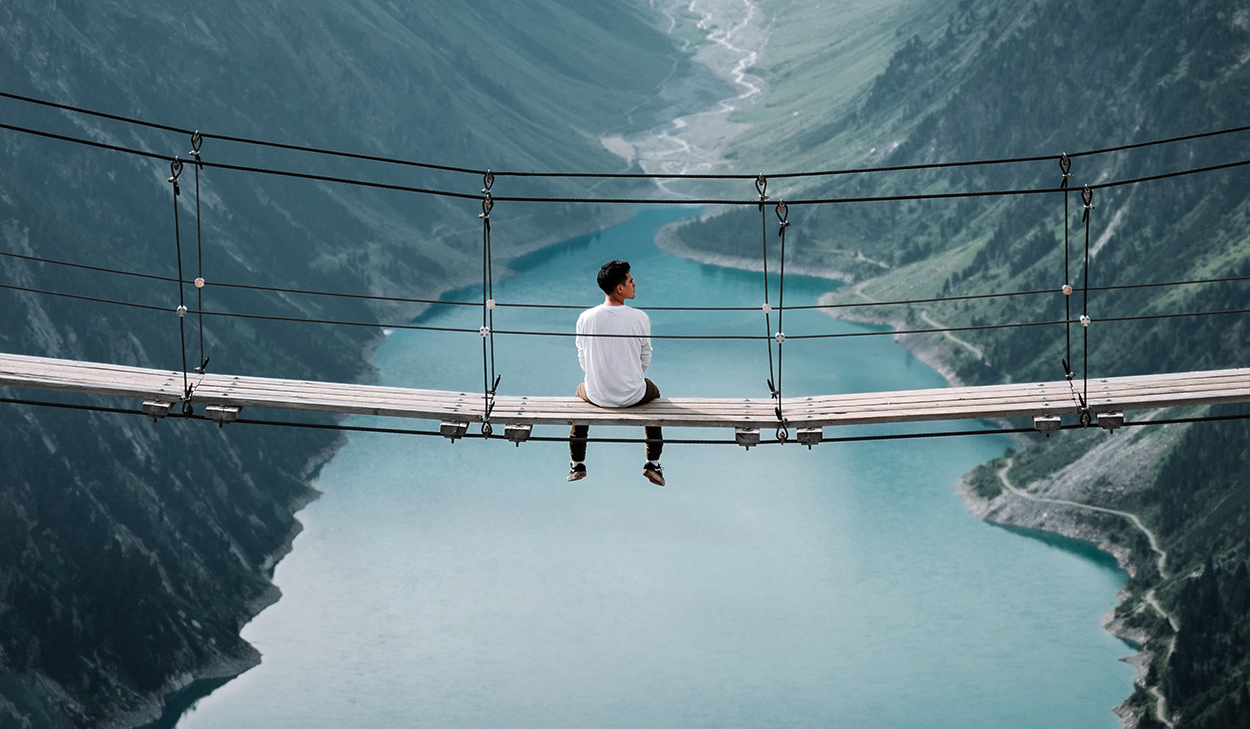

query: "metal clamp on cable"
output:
168 157 182 196
189 131 203 166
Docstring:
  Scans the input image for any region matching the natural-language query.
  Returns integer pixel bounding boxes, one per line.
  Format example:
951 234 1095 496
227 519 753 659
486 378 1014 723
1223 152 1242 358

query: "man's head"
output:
597 260 635 300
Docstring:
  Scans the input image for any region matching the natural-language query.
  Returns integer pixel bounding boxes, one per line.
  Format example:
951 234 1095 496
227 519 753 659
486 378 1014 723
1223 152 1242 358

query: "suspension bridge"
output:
2 90 1249 447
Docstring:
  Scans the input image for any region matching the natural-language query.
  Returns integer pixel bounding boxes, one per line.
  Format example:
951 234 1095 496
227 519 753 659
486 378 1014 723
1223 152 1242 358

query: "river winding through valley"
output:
175 3 1136 726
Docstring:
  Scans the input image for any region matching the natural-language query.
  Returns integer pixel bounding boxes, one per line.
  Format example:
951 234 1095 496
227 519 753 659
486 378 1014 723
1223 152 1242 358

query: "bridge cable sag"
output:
3 279 1249 341
3 118 1250 208
3 395 1248 446
3 94 1250 438
5 89 1250 180
3 246 1247 315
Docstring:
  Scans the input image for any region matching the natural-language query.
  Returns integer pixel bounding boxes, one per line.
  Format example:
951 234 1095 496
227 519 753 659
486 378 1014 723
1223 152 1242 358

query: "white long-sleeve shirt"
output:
576 303 651 407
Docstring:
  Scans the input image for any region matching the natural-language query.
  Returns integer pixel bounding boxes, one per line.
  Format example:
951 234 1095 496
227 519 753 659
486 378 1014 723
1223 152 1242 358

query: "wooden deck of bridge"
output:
3 352 1248 437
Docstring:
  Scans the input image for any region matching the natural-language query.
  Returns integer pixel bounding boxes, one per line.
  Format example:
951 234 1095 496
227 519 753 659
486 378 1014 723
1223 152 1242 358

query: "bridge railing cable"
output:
5 89 1250 180
4 280 1247 344
4 248 1246 314
4 118 1250 207
2 395 1247 447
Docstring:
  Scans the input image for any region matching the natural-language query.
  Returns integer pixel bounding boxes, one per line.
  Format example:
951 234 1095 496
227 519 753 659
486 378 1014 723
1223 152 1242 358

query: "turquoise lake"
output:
176 207 1135 728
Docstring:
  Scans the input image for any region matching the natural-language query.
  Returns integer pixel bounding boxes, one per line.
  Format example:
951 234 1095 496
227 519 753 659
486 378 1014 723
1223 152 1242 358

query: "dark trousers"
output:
570 379 663 462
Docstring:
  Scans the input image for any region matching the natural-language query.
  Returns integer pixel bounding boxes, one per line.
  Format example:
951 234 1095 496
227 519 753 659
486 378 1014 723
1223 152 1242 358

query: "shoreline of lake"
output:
655 216 1157 729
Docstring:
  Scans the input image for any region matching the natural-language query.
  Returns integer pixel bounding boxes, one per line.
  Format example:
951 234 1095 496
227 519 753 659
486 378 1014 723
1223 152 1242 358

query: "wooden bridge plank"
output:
3 352 1247 430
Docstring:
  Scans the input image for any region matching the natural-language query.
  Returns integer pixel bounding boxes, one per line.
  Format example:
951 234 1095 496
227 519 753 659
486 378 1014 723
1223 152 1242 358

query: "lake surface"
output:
177 207 1135 728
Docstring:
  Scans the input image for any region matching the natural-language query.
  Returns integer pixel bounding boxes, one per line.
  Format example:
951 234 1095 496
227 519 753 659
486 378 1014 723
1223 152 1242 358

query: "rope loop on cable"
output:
775 200 790 230
167 157 182 195
1081 184 1095 222
1059 153 1072 189
755 174 769 211
189 131 203 165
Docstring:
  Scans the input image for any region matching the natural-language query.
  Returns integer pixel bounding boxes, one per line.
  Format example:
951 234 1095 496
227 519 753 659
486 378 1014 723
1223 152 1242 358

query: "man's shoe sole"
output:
567 471 587 482
643 470 665 487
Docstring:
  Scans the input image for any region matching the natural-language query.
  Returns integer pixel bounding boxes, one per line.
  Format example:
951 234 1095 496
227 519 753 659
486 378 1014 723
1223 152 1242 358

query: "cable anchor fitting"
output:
775 200 790 232
479 326 491 337
176 304 188 317
189 131 203 166
168 157 183 196
774 332 785 344
1080 314 1091 327
1081 185 1094 222
1062 284 1073 295
755 174 768 211
1059 153 1073 189
479 170 495 220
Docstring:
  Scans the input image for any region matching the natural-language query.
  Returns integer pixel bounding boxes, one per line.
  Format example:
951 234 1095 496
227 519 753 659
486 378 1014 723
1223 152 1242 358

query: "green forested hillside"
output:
0 2 720 726
671 0 1250 726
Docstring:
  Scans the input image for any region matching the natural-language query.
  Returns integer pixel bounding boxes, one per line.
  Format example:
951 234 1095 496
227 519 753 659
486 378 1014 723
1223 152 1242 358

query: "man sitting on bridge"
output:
568 259 664 486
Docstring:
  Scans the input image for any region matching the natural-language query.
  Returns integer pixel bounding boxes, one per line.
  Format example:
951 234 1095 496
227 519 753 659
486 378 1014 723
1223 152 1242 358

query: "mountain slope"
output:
667 1 1250 726
0 2 725 726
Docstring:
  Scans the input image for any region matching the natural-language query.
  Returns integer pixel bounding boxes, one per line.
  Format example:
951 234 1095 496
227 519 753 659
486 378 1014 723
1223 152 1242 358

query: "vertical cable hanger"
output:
773 200 791 442
1059 153 1074 380
756 175 779 407
189 131 210 374
167 158 193 415
1078 184 1095 426
479 171 499 436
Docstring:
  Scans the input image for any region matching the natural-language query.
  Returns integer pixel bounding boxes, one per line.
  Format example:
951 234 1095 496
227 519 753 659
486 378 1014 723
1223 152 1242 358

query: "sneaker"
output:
567 462 587 482
643 462 665 487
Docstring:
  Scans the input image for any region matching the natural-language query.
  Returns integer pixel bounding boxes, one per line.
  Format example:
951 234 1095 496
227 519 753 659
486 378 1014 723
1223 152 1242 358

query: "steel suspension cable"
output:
4 280 1249 341
5 120 1250 208
4 395 1248 447
5 89 1250 180
5 247 1247 314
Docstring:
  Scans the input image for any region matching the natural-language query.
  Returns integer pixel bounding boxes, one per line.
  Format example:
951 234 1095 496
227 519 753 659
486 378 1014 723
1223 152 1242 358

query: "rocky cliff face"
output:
0 2 712 725
667 1 1250 726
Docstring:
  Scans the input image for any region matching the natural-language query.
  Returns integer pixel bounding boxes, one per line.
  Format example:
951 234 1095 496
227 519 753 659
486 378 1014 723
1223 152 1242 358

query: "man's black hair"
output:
597 259 631 295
